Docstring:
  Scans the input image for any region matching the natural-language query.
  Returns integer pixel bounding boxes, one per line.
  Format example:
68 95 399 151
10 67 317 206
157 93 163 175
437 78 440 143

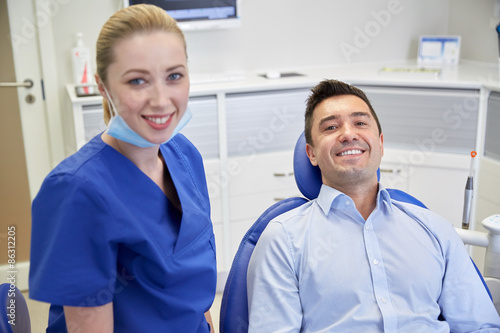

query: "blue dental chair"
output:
219 132 490 333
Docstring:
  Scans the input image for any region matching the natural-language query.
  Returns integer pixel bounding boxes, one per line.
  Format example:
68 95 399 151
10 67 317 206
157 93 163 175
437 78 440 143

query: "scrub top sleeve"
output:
30 173 118 307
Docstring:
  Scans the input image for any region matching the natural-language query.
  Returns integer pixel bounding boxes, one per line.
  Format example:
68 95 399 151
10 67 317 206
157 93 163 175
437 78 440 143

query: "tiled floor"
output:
24 292 223 332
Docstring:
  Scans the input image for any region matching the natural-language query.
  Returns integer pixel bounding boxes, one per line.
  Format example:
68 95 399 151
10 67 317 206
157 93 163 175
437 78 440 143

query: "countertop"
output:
67 60 500 102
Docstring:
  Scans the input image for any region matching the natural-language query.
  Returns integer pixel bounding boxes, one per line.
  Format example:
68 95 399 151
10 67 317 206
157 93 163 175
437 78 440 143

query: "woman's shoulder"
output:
45 134 113 184
162 134 205 172
164 133 201 158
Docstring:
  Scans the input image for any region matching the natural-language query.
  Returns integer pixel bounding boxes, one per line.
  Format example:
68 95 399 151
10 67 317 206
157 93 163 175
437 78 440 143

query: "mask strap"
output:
102 85 118 118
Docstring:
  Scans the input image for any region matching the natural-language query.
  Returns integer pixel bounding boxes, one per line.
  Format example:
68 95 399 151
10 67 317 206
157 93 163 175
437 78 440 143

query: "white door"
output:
1 0 53 290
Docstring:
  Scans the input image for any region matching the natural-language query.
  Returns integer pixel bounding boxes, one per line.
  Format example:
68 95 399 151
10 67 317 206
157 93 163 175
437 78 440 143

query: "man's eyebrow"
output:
318 111 371 127
351 111 371 118
318 114 338 127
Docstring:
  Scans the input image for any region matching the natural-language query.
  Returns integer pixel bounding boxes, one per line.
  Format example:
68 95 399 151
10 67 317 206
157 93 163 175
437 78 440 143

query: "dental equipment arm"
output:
456 215 500 314
456 215 500 279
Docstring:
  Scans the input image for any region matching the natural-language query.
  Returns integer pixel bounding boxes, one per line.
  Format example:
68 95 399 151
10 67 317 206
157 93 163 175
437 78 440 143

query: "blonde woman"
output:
29 4 216 332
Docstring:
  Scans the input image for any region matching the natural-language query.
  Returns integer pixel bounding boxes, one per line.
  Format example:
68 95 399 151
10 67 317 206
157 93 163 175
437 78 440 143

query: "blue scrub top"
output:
29 134 217 332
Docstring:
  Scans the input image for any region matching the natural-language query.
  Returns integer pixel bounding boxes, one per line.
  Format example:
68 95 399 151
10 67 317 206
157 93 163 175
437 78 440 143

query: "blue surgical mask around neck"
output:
103 85 192 148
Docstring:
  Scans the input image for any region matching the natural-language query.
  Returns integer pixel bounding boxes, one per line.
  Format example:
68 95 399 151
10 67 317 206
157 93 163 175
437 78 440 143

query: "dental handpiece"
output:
462 151 476 230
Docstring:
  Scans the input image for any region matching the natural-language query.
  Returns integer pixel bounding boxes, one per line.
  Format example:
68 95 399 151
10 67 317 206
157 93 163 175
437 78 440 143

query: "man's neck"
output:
338 182 379 221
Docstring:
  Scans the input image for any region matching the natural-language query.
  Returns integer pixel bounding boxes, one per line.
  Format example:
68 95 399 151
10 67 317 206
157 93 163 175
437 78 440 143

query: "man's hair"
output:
304 79 382 145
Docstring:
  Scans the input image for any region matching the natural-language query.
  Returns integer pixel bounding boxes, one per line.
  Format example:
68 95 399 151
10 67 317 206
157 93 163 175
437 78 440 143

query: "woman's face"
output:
103 31 189 145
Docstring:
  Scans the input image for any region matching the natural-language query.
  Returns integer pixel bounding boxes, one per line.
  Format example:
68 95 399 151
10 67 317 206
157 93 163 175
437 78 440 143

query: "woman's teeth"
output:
145 115 170 124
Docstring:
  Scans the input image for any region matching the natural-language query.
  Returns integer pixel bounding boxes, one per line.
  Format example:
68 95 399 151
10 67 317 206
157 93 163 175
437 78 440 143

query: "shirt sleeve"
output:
438 222 500 332
29 173 119 307
247 221 303 333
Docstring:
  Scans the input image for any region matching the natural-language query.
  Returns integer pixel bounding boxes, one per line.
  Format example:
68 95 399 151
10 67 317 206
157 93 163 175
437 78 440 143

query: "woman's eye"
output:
129 78 145 85
168 73 182 81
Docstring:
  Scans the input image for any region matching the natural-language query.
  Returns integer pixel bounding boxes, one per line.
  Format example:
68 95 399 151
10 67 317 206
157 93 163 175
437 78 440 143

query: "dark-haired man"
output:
247 79 500 332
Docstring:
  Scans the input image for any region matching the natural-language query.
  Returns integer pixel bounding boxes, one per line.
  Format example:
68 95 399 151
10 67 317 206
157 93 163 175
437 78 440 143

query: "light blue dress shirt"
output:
247 184 500 332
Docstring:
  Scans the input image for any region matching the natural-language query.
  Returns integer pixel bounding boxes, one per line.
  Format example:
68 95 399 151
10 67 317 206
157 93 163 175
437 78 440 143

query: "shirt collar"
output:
316 183 394 215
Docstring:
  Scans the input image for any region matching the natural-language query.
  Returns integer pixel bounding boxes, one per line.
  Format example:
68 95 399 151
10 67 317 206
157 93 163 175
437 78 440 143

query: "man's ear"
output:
380 132 384 157
305 143 318 166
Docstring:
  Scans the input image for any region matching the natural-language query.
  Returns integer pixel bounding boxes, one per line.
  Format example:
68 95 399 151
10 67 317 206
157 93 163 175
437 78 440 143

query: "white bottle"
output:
71 32 94 95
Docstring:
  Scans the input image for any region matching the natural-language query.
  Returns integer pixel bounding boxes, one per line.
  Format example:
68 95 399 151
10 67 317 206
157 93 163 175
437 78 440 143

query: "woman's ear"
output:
95 74 107 99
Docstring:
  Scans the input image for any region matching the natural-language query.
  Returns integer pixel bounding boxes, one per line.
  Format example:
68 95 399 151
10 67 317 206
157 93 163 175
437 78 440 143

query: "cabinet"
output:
359 85 479 228
473 89 500 270
381 149 472 227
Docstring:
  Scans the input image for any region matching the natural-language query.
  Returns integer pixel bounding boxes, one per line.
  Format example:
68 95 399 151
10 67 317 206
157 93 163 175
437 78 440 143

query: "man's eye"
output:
326 125 337 131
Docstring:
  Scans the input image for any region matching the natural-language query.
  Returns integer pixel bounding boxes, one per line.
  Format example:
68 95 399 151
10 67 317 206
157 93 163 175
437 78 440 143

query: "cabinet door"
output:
227 151 300 260
475 92 500 228
81 103 107 143
228 151 298 222
485 92 500 160
225 89 309 156
181 96 219 159
359 86 479 154
409 162 468 228
379 161 409 192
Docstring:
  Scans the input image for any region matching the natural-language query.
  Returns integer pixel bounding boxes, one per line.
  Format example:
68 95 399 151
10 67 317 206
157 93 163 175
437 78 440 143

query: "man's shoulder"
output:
391 199 455 235
267 199 317 233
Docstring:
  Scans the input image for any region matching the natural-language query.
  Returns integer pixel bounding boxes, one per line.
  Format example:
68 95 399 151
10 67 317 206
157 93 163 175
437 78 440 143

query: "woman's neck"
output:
101 132 161 173
101 133 180 209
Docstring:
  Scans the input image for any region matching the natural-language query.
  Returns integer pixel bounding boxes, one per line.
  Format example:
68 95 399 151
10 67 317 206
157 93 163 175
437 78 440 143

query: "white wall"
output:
448 0 498 63
51 0 451 82
184 0 450 72
49 0 500 82
41 0 498 160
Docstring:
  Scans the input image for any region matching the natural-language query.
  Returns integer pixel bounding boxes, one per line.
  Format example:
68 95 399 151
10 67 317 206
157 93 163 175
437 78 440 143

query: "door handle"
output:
0 79 34 88
380 168 401 174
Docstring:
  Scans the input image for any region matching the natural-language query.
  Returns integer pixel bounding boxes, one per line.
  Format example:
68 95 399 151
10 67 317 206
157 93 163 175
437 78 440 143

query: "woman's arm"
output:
64 302 114 333
205 310 213 332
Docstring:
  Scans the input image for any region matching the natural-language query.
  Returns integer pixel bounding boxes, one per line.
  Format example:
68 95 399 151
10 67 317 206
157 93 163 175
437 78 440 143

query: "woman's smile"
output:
143 114 174 130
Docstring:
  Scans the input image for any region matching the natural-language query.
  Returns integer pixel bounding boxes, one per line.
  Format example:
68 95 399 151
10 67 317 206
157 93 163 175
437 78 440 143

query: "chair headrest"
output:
293 132 322 200
293 132 380 200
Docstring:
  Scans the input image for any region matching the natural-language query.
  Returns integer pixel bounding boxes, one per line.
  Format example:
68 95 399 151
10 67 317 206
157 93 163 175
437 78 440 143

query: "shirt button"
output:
365 225 370 230
345 201 350 205
381 297 387 304
373 259 379 265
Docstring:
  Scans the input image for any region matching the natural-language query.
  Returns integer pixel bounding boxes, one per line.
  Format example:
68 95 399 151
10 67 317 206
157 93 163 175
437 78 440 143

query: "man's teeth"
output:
146 116 170 124
339 149 363 156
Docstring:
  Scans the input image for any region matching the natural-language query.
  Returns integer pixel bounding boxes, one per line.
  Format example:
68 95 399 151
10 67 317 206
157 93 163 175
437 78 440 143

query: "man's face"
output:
305 95 384 189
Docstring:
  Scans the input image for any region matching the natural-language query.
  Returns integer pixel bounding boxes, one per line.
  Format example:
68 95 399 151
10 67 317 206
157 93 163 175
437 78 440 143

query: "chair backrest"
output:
219 196 307 333
219 131 489 332
0 283 31 333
